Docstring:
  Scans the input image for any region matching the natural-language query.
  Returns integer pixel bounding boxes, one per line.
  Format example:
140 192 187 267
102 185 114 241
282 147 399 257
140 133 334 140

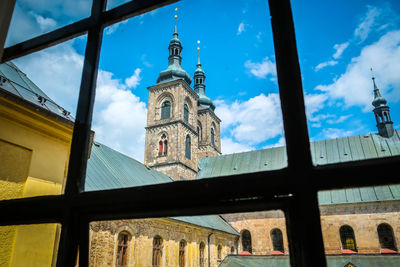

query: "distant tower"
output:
194 41 221 158
371 70 394 138
144 9 199 180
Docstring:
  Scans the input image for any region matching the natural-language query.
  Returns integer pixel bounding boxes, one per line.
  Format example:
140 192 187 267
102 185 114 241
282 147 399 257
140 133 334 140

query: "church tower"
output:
194 42 222 158
144 10 199 180
371 72 394 138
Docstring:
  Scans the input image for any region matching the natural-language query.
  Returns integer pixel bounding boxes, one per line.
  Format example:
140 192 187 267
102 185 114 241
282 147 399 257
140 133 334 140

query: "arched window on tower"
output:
116 231 131 267
340 225 357 252
179 240 186 267
271 228 284 254
211 128 215 147
161 100 171 120
184 104 189 123
152 236 163 267
159 134 167 156
185 135 191 159
163 140 168 156
241 230 252 253
377 223 397 253
199 242 205 267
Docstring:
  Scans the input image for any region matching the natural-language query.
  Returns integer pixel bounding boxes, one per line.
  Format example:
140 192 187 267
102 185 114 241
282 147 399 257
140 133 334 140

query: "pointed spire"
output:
156 7 192 85
370 68 394 138
173 8 178 37
197 40 201 66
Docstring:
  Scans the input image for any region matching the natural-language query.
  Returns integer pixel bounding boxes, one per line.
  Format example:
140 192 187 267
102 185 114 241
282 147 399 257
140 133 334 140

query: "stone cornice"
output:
147 79 199 101
146 119 198 135
198 107 221 123
152 161 198 173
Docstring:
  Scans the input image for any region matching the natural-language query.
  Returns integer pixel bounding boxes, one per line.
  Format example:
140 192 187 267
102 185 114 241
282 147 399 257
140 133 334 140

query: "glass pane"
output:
291 0 400 166
0 36 86 200
318 185 400 265
89 210 289 266
5 0 92 47
0 223 61 267
87 0 285 192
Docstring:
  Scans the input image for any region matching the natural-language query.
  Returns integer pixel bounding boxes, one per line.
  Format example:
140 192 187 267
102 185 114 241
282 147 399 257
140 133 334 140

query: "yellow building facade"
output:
0 62 73 267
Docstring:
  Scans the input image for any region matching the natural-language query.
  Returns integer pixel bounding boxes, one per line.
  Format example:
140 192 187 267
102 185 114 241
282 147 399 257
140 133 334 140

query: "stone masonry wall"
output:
89 218 238 267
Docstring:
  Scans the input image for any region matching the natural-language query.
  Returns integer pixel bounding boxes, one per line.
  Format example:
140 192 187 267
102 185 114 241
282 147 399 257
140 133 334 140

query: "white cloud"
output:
31 12 57 31
333 42 349 59
125 68 142 88
314 60 338 71
14 39 148 162
221 138 254 155
316 30 400 111
93 70 147 162
354 6 381 43
215 93 283 146
244 56 276 78
321 128 355 139
237 22 246 35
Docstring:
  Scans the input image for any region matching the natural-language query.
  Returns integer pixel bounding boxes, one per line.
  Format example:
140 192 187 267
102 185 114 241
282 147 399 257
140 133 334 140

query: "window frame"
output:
0 1 399 267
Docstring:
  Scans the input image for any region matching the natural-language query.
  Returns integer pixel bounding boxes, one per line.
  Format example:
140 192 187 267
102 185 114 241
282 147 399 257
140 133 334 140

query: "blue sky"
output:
6 0 400 162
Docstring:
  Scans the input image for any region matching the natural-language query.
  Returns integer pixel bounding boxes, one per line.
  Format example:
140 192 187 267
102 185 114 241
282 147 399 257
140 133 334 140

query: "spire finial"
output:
174 8 178 35
371 67 378 90
197 40 201 65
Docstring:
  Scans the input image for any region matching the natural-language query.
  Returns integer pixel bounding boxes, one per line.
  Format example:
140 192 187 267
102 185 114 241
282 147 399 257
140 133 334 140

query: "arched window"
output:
217 245 222 262
152 236 163 267
158 141 163 156
179 240 186 267
211 128 215 146
271 228 284 253
340 225 357 251
163 140 168 156
199 242 205 267
241 230 252 253
184 104 189 123
197 121 202 142
116 231 130 267
161 100 171 120
159 134 167 156
230 246 235 254
377 224 397 252
185 135 191 159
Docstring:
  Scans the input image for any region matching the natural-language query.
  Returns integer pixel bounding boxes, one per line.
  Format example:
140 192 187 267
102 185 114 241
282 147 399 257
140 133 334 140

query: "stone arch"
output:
114 227 134 267
240 229 252 253
152 235 163 267
339 225 357 252
377 223 397 252
270 228 284 253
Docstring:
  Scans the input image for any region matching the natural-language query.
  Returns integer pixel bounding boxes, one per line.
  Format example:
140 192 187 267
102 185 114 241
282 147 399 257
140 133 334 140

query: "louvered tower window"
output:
271 228 284 252
185 135 191 159
161 100 171 120
152 236 163 267
184 104 189 123
340 225 357 251
211 128 215 146
116 231 130 267
377 223 397 251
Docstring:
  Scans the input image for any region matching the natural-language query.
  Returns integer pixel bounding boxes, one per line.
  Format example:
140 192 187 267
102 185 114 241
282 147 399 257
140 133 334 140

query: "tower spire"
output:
156 7 192 85
193 41 215 111
370 68 394 138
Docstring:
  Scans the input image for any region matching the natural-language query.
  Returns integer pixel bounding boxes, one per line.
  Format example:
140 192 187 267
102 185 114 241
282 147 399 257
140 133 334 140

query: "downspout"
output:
208 232 213 267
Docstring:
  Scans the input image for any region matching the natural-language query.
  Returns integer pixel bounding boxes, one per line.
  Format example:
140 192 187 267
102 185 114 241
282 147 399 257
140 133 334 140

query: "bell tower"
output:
371 70 394 138
144 9 199 180
194 41 221 158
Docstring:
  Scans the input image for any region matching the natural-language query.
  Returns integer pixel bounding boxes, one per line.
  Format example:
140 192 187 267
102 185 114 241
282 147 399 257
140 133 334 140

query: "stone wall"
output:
224 201 400 255
89 218 238 267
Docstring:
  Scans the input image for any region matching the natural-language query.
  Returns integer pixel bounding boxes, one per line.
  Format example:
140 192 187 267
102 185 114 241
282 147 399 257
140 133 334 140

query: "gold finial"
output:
197 40 200 51
173 8 178 34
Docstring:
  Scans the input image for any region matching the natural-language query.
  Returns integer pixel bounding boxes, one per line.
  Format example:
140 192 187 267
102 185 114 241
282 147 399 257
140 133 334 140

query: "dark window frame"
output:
116 231 130 267
271 228 284 253
339 225 357 252
0 1 399 267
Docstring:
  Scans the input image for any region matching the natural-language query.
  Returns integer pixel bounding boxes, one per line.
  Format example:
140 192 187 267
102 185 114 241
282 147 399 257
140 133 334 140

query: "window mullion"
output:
285 191 327 267
268 0 312 172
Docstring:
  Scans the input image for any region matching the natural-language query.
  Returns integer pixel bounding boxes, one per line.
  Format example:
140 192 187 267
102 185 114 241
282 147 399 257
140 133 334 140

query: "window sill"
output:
380 248 398 254
341 249 357 254
271 250 285 255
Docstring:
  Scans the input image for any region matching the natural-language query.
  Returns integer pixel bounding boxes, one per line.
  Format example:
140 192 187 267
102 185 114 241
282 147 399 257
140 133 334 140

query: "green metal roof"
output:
0 62 74 121
85 142 238 236
197 131 400 205
219 255 400 267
